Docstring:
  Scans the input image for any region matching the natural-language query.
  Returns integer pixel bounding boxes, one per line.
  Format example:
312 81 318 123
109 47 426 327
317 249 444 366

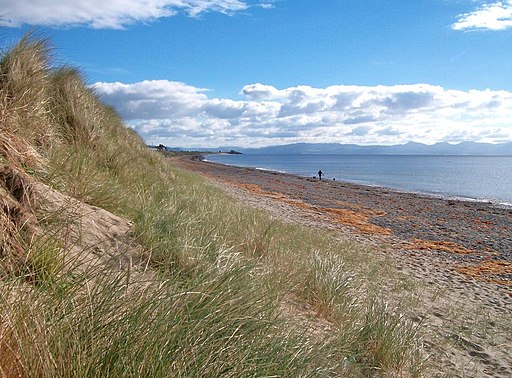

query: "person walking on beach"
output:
318 170 323 180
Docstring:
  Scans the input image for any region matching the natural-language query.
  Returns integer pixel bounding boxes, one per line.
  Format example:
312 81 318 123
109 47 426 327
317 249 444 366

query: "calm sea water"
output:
205 154 512 205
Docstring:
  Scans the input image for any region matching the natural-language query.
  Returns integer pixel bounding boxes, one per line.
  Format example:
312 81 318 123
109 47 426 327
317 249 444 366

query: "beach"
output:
173 155 512 377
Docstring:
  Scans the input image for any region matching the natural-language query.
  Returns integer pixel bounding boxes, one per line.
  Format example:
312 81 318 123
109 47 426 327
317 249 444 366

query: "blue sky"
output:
1 0 512 147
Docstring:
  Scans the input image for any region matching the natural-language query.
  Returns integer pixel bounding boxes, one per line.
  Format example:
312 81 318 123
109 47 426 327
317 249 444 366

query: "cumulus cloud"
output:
241 83 283 101
0 0 251 29
92 80 512 147
453 1 512 31
93 80 208 118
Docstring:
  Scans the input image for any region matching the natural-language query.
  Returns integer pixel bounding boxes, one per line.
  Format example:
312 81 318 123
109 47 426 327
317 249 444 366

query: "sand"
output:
172 155 511 377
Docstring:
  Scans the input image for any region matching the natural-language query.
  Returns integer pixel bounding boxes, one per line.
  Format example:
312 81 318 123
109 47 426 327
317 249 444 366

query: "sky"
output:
1 0 512 148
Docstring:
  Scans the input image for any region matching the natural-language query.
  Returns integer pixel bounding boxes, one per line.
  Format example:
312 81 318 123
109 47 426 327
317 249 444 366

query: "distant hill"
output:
191 141 512 155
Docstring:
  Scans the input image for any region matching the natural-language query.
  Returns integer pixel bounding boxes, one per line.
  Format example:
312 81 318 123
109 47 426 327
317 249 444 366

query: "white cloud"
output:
241 83 283 101
93 80 208 118
93 80 512 147
453 1 512 31
0 0 250 29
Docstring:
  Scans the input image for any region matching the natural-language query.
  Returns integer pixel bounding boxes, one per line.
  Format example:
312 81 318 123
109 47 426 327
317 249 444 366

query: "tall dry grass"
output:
0 34 424 377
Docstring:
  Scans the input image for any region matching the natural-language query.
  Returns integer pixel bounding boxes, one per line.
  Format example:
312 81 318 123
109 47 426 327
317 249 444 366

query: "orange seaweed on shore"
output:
319 207 393 235
405 239 474 254
455 260 512 286
232 181 393 236
236 182 294 201
235 182 266 194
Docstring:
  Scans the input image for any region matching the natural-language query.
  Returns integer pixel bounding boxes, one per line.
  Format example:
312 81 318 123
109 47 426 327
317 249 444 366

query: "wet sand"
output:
172 155 512 377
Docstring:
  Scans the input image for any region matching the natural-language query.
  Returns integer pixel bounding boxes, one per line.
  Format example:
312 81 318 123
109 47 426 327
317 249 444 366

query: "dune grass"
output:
0 34 424 377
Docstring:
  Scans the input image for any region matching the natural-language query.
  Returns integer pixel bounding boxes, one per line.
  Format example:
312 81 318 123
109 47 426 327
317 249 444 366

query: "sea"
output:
204 154 512 206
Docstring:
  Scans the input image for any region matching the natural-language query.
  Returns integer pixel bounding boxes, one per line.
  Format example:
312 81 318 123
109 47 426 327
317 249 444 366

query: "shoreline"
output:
174 154 512 284
203 154 512 208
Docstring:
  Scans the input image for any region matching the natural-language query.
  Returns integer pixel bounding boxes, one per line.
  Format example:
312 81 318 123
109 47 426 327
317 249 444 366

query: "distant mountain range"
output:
170 141 512 155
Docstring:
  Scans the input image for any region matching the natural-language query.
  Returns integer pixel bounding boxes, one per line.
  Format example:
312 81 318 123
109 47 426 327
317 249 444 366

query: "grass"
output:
0 33 425 376
108 164 424 376
1 266 319 377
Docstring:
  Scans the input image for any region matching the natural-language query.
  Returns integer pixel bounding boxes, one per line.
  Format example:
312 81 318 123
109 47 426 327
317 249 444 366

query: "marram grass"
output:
0 34 424 377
